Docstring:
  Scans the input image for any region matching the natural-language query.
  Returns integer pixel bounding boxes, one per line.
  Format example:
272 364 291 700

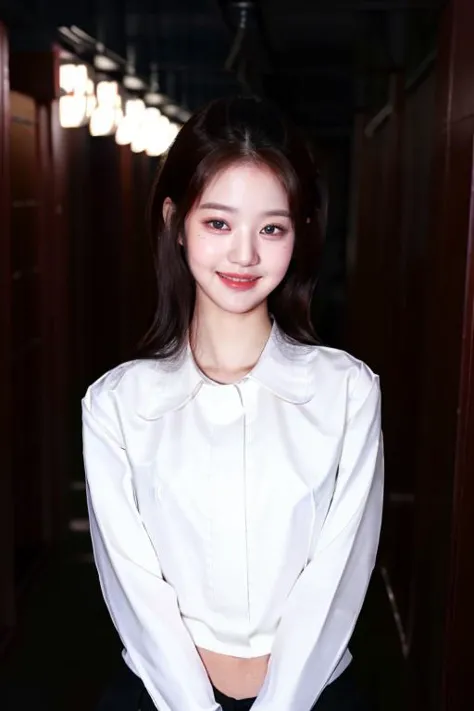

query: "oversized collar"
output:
135 322 319 420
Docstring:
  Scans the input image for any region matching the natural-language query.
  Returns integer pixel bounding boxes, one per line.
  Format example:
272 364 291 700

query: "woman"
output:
82 96 384 711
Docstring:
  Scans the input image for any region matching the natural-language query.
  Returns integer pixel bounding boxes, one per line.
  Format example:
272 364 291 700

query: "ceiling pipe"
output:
217 0 274 97
224 1 252 72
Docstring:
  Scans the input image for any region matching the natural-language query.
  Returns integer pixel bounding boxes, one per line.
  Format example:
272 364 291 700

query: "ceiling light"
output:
131 107 161 154
94 54 119 72
89 81 122 137
115 99 146 146
144 91 167 107
59 63 89 95
145 115 181 157
163 103 180 118
59 63 91 128
123 75 147 91
59 95 88 128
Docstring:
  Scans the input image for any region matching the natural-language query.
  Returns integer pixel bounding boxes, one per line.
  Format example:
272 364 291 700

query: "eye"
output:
206 219 228 231
261 223 286 237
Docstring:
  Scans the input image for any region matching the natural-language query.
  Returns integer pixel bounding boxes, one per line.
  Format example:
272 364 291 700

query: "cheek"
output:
265 241 294 279
186 233 223 268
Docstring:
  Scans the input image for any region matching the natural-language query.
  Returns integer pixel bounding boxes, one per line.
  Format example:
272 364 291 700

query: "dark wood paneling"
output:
397 70 436 654
87 135 122 379
1 42 70 653
349 0 474 707
66 133 156 388
411 118 474 711
37 96 71 544
48 97 71 538
118 147 155 361
448 0 474 124
65 125 92 398
129 152 155 357
348 74 418 640
0 21 15 642
443 134 474 710
118 145 134 358
62 129 121 389
9 49 59 105
409 0 474 707
347 65 438 703
9 90 46 583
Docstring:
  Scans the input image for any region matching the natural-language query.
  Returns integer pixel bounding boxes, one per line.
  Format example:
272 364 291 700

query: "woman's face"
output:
182 161 295 317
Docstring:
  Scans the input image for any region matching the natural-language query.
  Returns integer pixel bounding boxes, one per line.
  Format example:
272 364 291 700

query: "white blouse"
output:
82 323 384 711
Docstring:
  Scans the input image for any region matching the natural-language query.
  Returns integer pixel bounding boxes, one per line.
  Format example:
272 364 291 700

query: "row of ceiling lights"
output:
59 60 187 157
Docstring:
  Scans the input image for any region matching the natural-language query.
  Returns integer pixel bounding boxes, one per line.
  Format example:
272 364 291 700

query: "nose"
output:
228 228 260 267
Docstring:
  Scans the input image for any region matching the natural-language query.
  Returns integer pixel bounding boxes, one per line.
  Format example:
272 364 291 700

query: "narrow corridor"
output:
2 1 474 710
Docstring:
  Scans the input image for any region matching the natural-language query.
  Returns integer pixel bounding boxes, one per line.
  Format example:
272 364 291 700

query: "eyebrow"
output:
199 202 290 218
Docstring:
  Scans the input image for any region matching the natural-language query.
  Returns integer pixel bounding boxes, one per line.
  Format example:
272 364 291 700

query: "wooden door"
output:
348 74 414 638
0 20 15 649
9 89 49 586
0 38 67 653
408 0 474 705
347 64 437 687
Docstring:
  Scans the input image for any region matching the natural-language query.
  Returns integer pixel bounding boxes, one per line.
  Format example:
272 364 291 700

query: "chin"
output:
209 292 269 316
195 280 275 316
224 305 262 315
216 300 265 315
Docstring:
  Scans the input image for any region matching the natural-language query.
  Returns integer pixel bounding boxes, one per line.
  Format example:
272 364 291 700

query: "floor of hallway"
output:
0 475 408 711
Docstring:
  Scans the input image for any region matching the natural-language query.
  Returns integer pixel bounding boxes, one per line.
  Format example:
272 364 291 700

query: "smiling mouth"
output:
216 272 261 290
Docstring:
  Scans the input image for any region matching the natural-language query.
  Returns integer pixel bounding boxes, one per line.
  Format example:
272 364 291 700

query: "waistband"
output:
211 685 256 711
122 647 353 710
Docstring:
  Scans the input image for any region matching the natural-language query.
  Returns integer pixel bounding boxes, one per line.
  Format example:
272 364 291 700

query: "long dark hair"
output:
140 96 324 359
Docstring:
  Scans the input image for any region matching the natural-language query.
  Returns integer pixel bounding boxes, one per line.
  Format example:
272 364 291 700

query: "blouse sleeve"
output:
252 366 384 711
82 387 220 711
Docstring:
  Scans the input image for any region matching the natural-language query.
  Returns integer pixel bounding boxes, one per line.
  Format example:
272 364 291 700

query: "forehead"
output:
199 161 289 205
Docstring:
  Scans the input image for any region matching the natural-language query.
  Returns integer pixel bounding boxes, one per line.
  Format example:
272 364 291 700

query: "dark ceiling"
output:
2 0 445 134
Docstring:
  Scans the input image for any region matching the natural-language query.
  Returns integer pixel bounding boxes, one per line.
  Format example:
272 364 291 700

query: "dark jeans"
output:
96 661 372 711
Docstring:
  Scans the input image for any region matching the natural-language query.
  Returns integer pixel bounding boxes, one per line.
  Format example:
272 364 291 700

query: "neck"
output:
190 301 272 377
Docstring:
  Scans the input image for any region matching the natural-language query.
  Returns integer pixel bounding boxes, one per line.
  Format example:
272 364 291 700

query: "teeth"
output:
220 274 256 282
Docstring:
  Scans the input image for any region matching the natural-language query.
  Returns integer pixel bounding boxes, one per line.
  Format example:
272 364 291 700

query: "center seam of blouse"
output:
234 383 251 627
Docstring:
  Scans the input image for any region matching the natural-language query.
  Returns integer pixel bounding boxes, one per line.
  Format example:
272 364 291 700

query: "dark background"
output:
1 1 474 710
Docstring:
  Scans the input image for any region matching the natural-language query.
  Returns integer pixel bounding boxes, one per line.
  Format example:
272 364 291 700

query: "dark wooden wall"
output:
65 129 155 394
348 65 437 646
0 20 15 646
347 0 474 708
410 0 474 707
0 36 157 653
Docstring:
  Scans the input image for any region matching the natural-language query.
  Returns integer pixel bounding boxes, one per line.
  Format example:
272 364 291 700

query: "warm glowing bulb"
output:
89 105 116 136
115 115 134 145
115 98 146 146
75 65 89 94
86 94 97 118
131 129 147 153
60 64 89 94
59 95 87 128
125 98 146 118
60 64 78 93
146 115 176 157
168 122 180 142
96 81 119 105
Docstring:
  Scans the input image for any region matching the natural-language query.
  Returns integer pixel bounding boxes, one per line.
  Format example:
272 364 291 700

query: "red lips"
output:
216 272 261 291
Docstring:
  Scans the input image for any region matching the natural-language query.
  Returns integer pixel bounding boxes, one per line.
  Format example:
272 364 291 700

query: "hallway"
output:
2 1 474 710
